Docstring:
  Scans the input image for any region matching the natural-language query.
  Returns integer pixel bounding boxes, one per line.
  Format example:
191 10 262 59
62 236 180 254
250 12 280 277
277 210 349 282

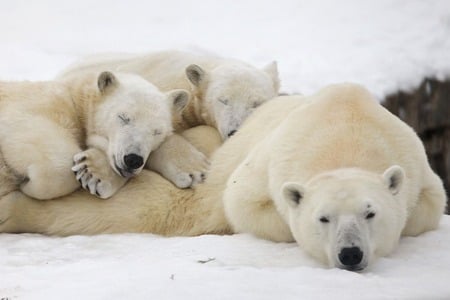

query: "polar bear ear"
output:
281 182 305 208
167 89 190 113
97 71 117 93
262 61 280 92
382 165 405 195
186 64 207 87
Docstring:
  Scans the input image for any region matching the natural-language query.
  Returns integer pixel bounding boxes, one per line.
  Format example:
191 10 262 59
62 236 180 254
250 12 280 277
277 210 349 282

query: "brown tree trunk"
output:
383 78 449 213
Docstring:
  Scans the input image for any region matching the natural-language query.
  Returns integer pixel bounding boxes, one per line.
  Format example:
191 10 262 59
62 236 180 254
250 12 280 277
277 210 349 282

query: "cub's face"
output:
94 72 188 178
281 167 406 271
186 62 279 140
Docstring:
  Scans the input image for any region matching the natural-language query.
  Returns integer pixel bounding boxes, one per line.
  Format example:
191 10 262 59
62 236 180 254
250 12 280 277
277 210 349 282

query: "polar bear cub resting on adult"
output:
0 71 188 199
59 50 280 140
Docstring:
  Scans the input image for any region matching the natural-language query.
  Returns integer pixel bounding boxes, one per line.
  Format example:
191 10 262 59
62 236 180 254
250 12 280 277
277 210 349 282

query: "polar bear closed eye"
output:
58 51 280 187
81 72 188 178
0 71 189 200
59 50 280 140
185 61 279 139
70 71 190 198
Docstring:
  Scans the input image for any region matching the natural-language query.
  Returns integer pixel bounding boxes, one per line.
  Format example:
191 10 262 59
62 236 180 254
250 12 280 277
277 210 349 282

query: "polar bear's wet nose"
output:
124 153 144 170
338 247 363 269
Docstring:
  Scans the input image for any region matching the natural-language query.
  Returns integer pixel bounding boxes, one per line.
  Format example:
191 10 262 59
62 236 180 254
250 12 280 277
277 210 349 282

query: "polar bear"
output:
0 71 189 199
0 84 445 271
59 50 280 140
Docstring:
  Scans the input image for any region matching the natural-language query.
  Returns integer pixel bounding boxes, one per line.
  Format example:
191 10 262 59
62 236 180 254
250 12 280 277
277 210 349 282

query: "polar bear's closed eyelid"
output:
152 129 162 136
218 98 229 106
118 113 131 125
252 101 263 109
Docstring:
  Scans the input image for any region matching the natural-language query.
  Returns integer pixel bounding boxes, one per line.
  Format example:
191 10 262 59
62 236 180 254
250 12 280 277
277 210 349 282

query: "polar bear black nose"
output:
228 130 237 137
338 247 363 267
124 153 144 170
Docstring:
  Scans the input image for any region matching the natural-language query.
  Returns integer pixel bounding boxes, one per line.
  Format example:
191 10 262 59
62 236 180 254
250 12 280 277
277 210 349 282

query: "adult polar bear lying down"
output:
0 83 446 271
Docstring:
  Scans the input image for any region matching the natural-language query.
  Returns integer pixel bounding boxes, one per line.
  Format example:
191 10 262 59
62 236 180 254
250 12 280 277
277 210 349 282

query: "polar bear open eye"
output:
153 129 162 136
118 114 131 125
319 216 330 223
366 212 376 220
218 98 229 106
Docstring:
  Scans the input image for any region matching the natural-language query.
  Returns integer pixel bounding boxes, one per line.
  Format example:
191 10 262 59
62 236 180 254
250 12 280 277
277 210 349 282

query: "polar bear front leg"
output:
146 133 210 189
402 172 447 236
72 148 127 199
223 151 294 242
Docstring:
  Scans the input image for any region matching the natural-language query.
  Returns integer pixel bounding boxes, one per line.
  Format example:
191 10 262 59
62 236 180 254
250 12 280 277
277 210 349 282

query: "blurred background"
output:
0 0 449 208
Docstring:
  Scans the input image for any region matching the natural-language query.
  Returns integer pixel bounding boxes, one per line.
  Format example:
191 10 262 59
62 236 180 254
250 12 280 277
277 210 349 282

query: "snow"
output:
1 218 450 299
1 0 450 98
0 0 450 299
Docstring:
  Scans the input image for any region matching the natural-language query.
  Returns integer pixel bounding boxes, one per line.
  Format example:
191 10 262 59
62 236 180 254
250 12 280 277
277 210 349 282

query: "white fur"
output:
280 168 406 270
59 50 280 140
223 83 446 270
0 72 187 199
92 73 174 176
0 84 445 272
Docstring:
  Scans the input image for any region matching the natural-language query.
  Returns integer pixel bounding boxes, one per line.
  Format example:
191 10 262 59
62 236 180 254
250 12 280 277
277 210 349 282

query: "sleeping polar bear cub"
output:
0 71 188 199
59 50 280 140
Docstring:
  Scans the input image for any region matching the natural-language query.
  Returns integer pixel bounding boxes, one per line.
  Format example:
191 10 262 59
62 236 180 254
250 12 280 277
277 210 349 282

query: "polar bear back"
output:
59 50 225 92
267 84 430 213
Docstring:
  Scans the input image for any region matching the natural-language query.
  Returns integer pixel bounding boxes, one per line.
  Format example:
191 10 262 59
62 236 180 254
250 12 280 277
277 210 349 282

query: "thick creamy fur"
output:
0 84 445 269
0 72 188 199
59 50 280 140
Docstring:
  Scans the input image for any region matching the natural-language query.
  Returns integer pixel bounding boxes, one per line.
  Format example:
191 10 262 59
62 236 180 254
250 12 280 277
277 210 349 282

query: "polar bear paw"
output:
72 148 127 199
146 133 210 189
170 151 209 189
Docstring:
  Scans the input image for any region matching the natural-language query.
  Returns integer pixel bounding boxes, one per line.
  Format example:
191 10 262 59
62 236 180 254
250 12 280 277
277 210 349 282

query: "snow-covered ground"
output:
1 0 450 299
1 218 450 300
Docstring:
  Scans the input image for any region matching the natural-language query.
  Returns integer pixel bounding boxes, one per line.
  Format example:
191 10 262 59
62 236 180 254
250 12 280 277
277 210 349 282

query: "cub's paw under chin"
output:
72 148 126 199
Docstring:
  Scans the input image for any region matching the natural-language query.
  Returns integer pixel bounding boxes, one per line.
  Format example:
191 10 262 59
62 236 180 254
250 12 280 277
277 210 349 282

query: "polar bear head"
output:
93 71 189 178
281 166 407 271
186 62 279 140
